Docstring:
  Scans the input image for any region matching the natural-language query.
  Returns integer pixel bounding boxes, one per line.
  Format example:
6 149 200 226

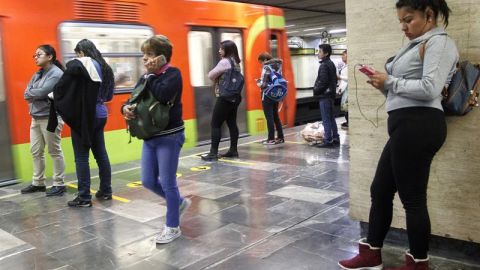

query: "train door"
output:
0 27 17 186
269 31 287 121
187 28 247 144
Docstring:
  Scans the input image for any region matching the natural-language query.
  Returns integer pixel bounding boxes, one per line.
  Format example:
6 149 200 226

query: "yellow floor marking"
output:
190 166 211 171
285 140 305 145
67 183 130 203
218 158 255 165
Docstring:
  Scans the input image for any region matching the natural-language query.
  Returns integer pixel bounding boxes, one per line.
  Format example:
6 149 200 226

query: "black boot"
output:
201 152 218 161
219 150 239 158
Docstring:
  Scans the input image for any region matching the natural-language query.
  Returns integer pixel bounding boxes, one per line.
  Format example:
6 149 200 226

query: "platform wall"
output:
346 0 480 243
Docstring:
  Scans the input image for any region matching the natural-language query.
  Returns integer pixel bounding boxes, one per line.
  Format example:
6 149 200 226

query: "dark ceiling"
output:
224 0 346 37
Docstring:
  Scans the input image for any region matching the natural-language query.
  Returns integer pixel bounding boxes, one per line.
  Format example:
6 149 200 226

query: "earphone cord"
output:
353 63 386 128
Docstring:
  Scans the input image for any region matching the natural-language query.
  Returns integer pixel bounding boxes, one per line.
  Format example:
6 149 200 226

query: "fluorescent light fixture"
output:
303 32 322 36
285 24 296 28
286 30 300 34
303 27 325 32
329 28 347 34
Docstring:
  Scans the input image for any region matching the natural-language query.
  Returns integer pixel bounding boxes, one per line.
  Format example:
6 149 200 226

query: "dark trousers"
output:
209 97 241 154
71 117 112 201
367 107 446 259
319 98 339 142
262 98 284 140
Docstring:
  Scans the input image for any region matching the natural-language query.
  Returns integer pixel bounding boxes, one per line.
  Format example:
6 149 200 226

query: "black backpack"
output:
218 58 244 97
126 74 176 140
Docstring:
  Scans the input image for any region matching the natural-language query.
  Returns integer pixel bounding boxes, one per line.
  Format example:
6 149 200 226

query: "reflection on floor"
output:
1 125 479 270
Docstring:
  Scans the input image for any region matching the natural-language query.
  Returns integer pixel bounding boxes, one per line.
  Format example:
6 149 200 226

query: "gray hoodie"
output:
24 64 64 118
384 27 459 112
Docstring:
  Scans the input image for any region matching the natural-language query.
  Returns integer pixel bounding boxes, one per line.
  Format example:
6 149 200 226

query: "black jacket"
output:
313 57 337 99
47 59 100 147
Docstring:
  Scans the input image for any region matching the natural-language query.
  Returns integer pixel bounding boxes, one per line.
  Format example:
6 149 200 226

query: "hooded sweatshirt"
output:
24 64 63 118
384 27 459 112
47 57 101 147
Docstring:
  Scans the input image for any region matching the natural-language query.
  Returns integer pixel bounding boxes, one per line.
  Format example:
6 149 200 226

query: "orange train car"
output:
0 0 297 183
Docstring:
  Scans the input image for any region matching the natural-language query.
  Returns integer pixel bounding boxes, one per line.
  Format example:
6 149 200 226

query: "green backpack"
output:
126 75 176 140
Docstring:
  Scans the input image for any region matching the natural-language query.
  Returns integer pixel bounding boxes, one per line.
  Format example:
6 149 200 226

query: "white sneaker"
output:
155 225 181 244
179 197 191 219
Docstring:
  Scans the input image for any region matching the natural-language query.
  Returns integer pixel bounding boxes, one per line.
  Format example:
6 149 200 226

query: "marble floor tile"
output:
267 184 345 204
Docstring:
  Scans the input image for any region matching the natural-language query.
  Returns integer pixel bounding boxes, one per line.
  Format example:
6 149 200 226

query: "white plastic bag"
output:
300 122 324 144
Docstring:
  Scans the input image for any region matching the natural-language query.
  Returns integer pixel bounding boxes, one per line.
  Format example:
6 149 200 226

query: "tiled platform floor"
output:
1 125 479 270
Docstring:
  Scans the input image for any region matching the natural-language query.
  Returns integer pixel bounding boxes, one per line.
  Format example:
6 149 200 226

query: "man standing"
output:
338 50 348 129
313 44 338 147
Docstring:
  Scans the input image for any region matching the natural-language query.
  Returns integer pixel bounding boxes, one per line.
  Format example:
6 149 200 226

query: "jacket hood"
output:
411 27 447 44
76 57 102 82
264 58 283 71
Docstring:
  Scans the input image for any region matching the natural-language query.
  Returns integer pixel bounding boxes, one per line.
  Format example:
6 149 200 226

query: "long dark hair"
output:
38 44 64 71
74 39 115 97
396 0 451 27
220 40 241 64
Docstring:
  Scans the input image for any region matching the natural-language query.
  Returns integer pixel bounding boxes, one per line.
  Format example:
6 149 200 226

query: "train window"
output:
220 32 244 74
58 23 154 92
187 31 213 87
270 34 278 58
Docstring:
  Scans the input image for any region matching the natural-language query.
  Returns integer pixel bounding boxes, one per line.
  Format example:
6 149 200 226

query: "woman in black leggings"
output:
201 40 242 161
339 0 458 269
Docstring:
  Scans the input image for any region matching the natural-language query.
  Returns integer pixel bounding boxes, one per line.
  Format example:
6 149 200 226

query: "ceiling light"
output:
329 29 347 34
303 32 322 36
285 25 295 28
286 30 300 34
303 27 325 32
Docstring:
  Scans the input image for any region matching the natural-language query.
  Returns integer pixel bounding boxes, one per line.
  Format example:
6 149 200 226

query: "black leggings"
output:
209 97 241 154
367 107 446 259
262 98 284 140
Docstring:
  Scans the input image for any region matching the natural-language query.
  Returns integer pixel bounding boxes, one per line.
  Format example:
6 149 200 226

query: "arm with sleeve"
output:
313 64 329 95
149 69 183 104
24 74 62 100
208 59 231 81
384 36 458 101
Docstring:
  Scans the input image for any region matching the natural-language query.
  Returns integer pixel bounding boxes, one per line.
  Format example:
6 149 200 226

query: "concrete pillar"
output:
346 0 480 243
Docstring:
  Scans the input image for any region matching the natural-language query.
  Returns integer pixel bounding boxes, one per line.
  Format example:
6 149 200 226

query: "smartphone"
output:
155 55 167 66
359 65 376 76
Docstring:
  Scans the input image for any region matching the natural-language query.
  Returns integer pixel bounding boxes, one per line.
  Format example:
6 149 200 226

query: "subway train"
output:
0 0 299 184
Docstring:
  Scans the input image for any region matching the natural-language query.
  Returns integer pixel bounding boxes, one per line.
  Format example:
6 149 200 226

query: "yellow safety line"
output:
67 184 130 203
217 158 255 165
285 140 305 145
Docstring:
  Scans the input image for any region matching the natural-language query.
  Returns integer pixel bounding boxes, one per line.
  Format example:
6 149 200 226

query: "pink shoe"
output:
385 251 429 270
339 238 383 270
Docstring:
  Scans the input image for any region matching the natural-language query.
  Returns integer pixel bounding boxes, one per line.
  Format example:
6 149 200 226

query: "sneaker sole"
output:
68 203 92 207
155 232 181 244
337 262 383 270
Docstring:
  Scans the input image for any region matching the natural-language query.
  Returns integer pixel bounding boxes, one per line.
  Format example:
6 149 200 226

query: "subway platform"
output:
0 124 479 270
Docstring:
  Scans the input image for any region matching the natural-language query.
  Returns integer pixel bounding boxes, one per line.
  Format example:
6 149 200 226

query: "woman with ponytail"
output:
339 0 458 269
51 39 115 207
22 45 66 197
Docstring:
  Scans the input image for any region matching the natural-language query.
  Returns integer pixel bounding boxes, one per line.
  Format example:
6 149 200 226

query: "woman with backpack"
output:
257 52 284 145
201 40 242 161
21 44 66 197
122 35 190 244
49 39 114 207
338 0 458 269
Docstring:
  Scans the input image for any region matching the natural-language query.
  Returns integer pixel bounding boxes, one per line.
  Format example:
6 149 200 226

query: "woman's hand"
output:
122 104 136 120
367 72 388 91
144 55 165 74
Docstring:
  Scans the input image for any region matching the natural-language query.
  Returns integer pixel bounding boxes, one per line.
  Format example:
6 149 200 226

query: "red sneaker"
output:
339 238 383 270
385 251 429 270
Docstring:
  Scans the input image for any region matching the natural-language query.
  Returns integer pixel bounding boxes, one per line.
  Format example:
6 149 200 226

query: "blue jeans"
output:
71 117 112 201
141 131 185 227
319 98 339 142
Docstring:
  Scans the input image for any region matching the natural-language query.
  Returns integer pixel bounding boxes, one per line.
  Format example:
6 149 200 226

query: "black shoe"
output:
275 138 285 144
67 197 92 207
316 141 335 148
46 186 66 197
332 138 340 146
21 184 46 194
95 190 112 200
219 151 238 158
201 153 218 161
